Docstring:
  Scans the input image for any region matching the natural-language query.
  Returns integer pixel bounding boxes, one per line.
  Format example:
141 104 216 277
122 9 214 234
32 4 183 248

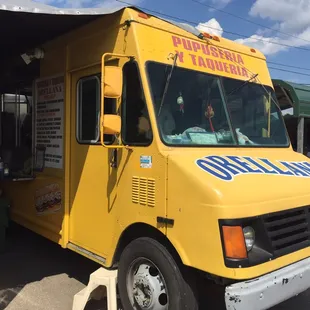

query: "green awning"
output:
272 79 310 118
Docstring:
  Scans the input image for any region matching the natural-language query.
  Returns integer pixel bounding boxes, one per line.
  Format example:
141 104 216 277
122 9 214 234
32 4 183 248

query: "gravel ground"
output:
0 224 310 310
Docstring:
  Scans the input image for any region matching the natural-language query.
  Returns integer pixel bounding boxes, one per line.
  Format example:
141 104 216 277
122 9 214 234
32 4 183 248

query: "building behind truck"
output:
2 2 310 310
273 79 310 157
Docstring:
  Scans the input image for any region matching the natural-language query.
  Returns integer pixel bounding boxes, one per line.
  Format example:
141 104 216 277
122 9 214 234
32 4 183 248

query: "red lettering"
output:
210 46 219 58
182 39 192 51
192 42 201 52
237 66 242 76
198 56 206 68
176 51 184 63
172 36 181 47
218 49 225 59
202 45 210 55
232 53 237 63
189 54 197 66
242 68 249 77
215 60 223 71
223 63 229 73
229 64 237 75
206 58 215 71
237 54 244 65
224 51 233 62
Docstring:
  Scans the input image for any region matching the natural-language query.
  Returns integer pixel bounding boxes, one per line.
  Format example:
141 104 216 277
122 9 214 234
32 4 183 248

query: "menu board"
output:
35 75 64 169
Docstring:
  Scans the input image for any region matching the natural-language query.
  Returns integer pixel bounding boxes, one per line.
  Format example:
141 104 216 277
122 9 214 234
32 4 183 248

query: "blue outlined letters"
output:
196 155 310 181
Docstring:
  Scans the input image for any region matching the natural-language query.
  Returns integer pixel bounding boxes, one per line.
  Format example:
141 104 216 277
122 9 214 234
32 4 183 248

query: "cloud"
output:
235 35 287 56
196 18 223 37
250 0 310 33
34 0 140 8
236 0 310 55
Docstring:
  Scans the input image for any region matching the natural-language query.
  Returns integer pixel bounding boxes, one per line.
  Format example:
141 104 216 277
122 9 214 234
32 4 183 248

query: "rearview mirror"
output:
103 114 121 135
104 66 123 98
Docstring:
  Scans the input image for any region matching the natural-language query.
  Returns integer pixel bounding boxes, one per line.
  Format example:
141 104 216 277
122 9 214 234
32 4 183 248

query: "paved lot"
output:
0 224 310 310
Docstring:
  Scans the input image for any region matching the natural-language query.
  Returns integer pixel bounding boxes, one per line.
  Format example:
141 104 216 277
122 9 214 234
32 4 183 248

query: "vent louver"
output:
132 176 155 207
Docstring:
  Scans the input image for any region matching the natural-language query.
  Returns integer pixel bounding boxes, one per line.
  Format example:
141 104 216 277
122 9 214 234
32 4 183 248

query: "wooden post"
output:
297 116 304 154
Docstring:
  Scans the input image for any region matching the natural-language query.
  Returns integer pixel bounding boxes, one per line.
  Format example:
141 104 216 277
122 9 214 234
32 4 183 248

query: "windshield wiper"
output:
226 73 259 97
158 53 179 117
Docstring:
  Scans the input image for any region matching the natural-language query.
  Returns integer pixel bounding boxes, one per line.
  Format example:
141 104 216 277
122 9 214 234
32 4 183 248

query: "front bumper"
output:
225 257 310 310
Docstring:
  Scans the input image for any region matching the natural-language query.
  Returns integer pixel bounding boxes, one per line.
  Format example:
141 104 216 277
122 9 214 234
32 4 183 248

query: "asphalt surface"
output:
0 224 310 310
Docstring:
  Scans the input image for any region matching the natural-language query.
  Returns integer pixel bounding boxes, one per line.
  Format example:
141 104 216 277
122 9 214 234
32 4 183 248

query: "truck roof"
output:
0 2 268 93
126 9 266 60
0 2 265 61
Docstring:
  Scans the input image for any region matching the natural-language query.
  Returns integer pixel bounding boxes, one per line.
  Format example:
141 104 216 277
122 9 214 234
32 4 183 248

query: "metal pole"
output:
297 116 304 154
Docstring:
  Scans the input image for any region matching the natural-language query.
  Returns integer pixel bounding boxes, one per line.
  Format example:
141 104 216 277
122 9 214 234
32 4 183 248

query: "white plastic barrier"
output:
72 268 118 310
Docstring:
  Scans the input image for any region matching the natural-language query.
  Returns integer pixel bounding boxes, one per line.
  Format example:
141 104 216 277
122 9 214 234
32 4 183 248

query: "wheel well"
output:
111 223 183 268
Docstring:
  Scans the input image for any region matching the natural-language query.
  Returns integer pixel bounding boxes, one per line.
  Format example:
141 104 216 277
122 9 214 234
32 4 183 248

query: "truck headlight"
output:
220 219 272 268
243 226 255 252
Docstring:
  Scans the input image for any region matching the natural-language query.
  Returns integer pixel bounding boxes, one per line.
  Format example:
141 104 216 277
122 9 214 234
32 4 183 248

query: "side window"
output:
77 75 115 144
122 62 152 145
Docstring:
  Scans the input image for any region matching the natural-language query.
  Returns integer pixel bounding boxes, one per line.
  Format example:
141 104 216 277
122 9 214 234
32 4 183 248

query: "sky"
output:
33 0 310 84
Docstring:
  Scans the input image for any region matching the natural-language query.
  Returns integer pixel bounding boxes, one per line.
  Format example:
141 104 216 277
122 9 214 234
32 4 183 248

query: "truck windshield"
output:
147 61 289 147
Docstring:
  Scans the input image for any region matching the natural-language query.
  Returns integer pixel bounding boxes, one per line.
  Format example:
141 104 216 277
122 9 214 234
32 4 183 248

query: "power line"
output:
267 61 310 72
268 67 310 77
116 0 310 52
191 0 310 44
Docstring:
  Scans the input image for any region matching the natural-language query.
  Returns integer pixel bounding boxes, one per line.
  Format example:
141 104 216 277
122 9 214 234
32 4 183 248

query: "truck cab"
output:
99 10 310 309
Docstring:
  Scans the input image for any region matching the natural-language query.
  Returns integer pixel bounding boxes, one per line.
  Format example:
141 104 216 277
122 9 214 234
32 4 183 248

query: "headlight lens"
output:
243 226 255 252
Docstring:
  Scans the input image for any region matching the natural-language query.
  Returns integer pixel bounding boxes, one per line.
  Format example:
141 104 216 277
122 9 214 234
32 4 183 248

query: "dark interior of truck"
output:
0 9 100 178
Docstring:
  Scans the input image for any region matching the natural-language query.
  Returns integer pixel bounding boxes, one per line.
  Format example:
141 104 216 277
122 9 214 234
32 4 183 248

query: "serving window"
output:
0 92 34 179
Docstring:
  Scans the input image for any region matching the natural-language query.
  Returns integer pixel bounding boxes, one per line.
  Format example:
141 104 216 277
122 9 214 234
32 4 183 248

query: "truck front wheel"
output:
118 237 198 310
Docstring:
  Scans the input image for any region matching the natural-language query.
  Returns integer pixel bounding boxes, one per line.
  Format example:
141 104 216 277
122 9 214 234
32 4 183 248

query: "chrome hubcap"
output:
127 260 169 310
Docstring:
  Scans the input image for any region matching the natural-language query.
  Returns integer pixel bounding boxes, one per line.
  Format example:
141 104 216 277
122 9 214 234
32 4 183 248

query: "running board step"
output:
72 267 118 310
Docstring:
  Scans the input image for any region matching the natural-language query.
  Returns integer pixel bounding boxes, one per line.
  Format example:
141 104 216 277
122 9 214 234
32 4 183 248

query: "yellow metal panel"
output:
69 65 113 257
2 176 64 245
165 147 310 279
104 147 167 267
40 46 65 78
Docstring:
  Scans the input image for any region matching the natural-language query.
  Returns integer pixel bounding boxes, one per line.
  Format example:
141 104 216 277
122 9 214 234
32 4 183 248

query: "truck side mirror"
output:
101 65 124 148
103 114 121 135
101 53 133 149
104 66 123 99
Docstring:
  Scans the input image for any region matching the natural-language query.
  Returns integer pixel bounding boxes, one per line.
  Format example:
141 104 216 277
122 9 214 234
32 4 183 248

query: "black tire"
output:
118 237 199 310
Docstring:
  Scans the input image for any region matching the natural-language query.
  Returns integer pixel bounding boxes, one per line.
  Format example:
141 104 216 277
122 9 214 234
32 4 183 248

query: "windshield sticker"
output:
196 155 310 181
172 35 249 78
140 155 152 169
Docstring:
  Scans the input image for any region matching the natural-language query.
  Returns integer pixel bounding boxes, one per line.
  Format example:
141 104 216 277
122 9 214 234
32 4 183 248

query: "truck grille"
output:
263 207 310 257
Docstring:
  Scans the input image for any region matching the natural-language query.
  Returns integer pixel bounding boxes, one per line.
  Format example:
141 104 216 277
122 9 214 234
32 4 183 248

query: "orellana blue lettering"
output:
196 155 310 181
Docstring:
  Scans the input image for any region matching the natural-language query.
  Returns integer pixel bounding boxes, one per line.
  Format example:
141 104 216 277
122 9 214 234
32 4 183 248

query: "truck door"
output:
69 65 118 261
100 60 167 239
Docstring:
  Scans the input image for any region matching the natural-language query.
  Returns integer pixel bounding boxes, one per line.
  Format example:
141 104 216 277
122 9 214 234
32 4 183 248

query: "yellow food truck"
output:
2 3 310 310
